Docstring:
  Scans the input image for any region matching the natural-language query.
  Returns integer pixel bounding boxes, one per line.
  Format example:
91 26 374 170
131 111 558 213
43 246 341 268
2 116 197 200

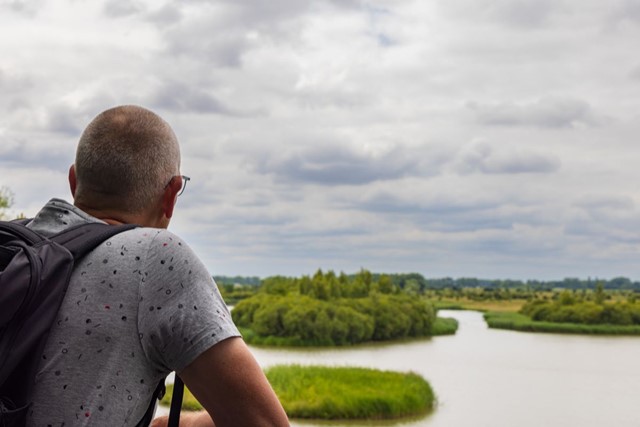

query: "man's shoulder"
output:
108 226 183 245
105 227 203 269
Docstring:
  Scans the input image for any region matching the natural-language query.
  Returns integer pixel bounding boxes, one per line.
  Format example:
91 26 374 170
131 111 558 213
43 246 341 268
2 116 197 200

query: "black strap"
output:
135 380 165 427
0 220 46 244
135 376 183 427
168 376 184 427
50 222 137 260
1 220 137 260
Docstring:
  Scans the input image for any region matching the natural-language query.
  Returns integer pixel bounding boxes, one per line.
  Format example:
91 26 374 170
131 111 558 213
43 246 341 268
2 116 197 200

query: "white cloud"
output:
1 0 640 280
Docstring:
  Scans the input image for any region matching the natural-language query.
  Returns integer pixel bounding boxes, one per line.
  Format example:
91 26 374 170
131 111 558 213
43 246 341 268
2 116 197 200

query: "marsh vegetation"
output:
161 365 435 421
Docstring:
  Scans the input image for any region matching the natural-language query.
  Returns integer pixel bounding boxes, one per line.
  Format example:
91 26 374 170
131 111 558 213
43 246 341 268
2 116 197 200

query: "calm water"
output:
247 310 640 427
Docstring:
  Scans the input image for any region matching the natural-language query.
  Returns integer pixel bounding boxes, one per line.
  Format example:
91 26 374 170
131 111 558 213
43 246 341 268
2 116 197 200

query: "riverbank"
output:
484 311 640 335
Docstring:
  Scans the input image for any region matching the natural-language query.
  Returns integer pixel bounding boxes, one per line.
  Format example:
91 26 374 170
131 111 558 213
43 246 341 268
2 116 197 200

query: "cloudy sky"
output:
1 0 640 280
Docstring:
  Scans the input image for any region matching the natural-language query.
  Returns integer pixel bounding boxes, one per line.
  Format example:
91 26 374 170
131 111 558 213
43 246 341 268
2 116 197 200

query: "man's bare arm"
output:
152 337 289 427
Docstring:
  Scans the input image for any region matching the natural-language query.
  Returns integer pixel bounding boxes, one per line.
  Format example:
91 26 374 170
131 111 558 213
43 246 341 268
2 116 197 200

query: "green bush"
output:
520 297 640 327
233 293 437 346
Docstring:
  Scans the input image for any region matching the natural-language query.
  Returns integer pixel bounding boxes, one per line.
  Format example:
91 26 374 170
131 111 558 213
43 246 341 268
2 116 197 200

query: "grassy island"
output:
484 311 640 335
485 288 640 335
161 365 435 421
231 269 457 347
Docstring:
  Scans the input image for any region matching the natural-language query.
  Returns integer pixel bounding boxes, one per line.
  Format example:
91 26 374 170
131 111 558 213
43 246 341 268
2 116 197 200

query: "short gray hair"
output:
74 105 180 214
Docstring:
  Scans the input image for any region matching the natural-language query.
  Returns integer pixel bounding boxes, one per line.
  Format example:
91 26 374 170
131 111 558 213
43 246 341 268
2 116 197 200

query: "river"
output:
247 310 640 427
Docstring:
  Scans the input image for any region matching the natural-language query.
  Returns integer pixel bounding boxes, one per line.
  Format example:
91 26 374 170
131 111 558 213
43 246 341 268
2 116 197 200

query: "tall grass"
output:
160 383 203 410
161 365 435 421
266 365 434 420
430 317 458 335
484 311 640 335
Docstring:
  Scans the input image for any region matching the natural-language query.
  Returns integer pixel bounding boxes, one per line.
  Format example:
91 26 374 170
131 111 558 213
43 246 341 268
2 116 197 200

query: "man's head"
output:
70 105 184 227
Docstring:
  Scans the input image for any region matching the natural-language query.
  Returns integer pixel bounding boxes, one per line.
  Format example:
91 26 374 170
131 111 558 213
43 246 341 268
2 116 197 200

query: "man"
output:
26 105 289 426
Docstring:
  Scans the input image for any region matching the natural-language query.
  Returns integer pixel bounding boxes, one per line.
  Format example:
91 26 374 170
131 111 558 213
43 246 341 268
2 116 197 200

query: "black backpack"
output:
0 220 184 426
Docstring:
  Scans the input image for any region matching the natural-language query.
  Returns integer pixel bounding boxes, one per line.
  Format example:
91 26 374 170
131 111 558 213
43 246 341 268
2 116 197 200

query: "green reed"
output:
485 311 640 335
161 365 435 421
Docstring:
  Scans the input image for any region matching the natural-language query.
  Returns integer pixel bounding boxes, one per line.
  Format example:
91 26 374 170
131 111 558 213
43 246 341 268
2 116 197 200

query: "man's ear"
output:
68 165 77 197
161 176 181 220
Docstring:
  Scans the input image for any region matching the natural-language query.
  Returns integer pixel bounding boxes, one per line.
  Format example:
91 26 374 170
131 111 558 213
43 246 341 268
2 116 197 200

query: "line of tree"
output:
216 272 640 292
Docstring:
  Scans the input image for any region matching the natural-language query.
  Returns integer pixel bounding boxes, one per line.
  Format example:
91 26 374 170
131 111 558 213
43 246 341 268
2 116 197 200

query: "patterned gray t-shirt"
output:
25 199 240 426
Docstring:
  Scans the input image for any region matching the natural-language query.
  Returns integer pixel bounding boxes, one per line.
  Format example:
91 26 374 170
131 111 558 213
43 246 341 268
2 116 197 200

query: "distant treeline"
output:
215 273 640 292
214 275 261 286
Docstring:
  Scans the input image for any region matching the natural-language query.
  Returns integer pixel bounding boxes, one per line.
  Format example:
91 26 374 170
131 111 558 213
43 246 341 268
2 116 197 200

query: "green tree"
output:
558 290 576 305
595 282 606 305
0 186 14 220
376 274 395 294
311 269 330 300
261 276 295 295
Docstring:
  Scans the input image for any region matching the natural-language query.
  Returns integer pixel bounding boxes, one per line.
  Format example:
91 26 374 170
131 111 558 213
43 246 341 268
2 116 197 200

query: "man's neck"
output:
73 202 160 228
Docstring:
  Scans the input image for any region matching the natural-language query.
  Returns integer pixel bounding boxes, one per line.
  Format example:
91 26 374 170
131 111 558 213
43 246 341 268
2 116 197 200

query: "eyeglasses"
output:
166 175 191 196
177 175 190 196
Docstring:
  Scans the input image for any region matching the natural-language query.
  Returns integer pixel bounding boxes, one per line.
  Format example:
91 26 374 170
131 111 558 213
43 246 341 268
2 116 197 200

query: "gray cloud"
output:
609 0 640 25
294 87 370 110
0 68 34 98
103 0 145 18
469 97 598 128
493 0 558 27
253 142 425 186
163 26 247 68
145 4 183 26
1 0 42 16
157 1 310 68
0 136 72 172
455 143 561 175
354 187 563 235
148 81 238 115
573 194 635 211
440 0 560 28
562 194 640 245
44 105 82 135
360 190 498 216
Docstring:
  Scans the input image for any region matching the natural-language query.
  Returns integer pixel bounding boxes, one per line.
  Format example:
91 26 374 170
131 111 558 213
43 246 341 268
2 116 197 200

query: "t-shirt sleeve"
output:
137 230 240 373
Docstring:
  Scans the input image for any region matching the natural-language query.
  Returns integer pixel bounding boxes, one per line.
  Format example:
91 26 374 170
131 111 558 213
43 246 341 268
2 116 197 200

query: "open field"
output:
434 298 525 313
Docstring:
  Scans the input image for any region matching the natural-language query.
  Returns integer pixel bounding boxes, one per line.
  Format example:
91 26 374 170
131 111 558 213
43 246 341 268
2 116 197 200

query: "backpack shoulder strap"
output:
134 376 183 427
135 380 166 427
168 376 184 427
0 220 45 245
50 222 138 260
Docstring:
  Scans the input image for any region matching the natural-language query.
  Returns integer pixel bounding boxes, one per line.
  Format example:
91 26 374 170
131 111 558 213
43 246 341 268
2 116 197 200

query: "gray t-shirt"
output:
25 199 240 426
